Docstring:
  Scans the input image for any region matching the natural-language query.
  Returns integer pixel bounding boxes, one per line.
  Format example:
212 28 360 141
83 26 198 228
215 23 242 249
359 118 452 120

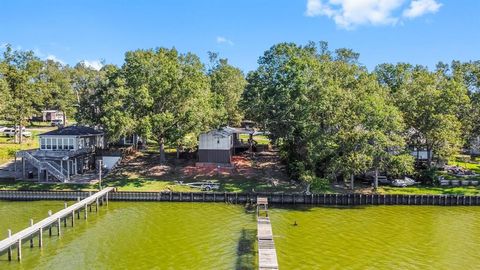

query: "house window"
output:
40 138 46 150
46 138 52 150
63 138 69 150
69 138 74 150
52 138 57 150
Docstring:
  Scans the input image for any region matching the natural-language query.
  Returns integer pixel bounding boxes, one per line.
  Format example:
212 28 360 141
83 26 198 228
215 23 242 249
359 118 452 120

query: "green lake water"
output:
1 201 480 269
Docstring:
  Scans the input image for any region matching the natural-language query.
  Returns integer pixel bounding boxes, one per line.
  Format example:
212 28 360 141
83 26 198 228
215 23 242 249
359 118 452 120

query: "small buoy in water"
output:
293 221 298 226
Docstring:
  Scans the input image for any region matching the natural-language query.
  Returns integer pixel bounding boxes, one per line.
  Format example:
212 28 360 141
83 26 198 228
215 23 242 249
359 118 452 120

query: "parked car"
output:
0 126 7 132
51 119 64 126
2 128 32 137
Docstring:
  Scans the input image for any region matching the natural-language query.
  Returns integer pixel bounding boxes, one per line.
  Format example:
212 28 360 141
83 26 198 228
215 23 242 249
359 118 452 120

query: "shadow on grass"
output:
0 178 96 191
104 177 148 188
235 228 256 270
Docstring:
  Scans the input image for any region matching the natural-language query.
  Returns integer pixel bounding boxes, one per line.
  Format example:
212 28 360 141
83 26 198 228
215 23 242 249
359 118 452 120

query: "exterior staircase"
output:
18 151 67 182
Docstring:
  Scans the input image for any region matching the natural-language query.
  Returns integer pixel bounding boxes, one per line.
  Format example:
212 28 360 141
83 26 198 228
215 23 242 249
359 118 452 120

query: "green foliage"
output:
243 42 413 186
122 48 216 161
376 64 470 165
310 178 330 193
208 54 246 126
0 44 78 144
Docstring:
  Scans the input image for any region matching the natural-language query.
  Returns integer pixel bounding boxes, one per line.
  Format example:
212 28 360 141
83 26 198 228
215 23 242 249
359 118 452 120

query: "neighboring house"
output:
116 134 143 148
410 147 432 161
198 126 254 164
15 126 104 182
41 110 65 122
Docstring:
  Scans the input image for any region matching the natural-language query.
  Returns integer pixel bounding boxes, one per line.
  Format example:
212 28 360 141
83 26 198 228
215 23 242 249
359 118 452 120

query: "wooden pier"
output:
257 197 279 270
0 187 114 261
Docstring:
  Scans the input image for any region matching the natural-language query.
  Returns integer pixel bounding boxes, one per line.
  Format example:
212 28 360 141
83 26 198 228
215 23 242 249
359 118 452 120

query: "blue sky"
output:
1 0 479 72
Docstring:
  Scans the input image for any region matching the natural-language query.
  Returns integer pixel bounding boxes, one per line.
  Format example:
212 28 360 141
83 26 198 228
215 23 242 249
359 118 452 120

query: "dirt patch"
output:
109 150 292 189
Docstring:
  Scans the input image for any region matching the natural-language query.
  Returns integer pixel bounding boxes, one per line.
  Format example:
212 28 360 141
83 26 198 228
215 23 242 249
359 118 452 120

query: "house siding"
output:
198 149 231 164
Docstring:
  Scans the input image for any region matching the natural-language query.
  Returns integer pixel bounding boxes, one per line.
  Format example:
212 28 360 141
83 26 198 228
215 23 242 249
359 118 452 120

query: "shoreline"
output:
1 190 480 206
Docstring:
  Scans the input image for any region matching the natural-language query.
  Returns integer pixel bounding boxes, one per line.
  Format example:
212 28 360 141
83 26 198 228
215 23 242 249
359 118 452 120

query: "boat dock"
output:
256 197 279 270
0 187 114 261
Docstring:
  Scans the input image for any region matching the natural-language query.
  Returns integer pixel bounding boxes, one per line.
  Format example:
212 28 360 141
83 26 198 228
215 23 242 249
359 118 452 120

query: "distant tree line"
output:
1 42 479 187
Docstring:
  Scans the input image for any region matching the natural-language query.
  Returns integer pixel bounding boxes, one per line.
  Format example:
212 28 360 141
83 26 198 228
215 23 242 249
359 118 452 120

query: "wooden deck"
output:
0 187 114 261
257 197 279 270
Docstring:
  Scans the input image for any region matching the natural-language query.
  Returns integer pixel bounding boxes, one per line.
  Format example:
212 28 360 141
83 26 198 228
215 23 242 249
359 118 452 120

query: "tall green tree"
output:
0 45 42 143
123 48 215 162
38 59 77 125
71 62 106 125
208 52 246 126
377 64 470 166
243 42 412 188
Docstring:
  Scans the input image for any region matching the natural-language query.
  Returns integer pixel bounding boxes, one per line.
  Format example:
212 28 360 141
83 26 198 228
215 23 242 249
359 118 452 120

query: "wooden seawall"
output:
1 191 480 206
0 187 114 261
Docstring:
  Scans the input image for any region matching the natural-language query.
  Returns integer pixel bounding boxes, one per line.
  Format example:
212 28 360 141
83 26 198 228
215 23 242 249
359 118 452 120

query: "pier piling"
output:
0 188 115 262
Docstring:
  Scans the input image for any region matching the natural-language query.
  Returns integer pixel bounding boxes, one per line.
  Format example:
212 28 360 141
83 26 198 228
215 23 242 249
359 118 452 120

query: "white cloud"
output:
46 54 65 65
81 60 103 71
216 36 234 46
403 0 442 18
305 0 442 29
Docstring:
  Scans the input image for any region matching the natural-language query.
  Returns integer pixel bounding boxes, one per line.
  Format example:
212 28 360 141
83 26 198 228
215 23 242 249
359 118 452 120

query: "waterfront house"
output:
15 126 104 182
198 126 254 164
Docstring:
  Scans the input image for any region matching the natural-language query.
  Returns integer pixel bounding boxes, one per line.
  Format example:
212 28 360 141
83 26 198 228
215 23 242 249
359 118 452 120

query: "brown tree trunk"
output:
159 136 166 163
350 174 354 190
62 112 67 127
19 122 23 144
176 146 181 159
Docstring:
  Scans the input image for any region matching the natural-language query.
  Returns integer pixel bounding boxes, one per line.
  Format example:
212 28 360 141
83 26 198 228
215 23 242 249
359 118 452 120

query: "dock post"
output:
84 204 88 219
71 210 75 226
39 227 43 247
7 229 12 261
57 218 61 236
96 198 99 212
17 239 22 261
48 210 53 236
63 202 68 227
106 193 109 205
30 219 34 248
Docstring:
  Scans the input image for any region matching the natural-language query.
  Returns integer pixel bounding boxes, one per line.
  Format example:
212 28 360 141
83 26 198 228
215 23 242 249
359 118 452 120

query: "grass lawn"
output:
378 185 480 196
0 127 57 165
0 131 40 165
0 178 98 191
103 173 301 193
239 134 270 145
0 176 302 193
449 155 480 173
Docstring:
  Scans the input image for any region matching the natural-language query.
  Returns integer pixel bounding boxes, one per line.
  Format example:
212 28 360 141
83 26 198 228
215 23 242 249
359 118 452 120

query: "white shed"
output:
198 128 234 164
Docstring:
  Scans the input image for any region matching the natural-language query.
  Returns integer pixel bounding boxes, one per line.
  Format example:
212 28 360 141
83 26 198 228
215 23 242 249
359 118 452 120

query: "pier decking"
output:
256 197 279 270
0 187 114 261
